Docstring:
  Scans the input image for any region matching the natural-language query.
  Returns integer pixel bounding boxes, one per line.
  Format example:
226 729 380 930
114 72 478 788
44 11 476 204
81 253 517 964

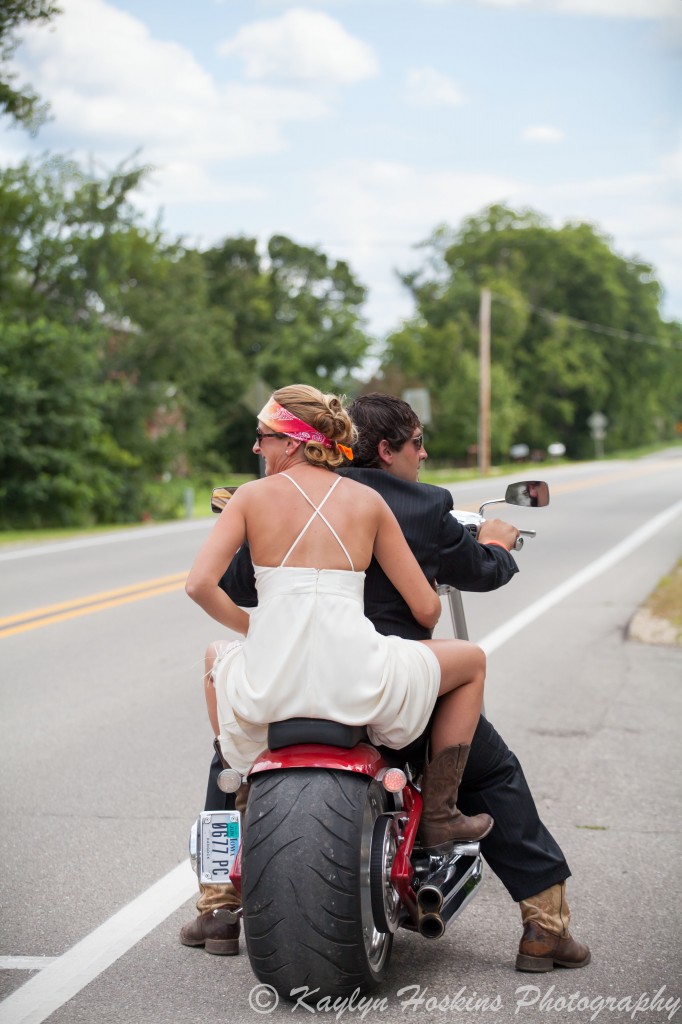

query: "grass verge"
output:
628 558 682 647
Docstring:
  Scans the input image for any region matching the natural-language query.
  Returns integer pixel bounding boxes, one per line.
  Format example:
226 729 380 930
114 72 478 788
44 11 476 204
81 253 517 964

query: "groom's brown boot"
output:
180 782 249 955
180 884 241 955
418 744 494 847
516 882 591 971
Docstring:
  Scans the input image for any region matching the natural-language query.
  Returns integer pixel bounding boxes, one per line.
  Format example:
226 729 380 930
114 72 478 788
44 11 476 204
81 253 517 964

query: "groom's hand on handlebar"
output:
478 519 520 552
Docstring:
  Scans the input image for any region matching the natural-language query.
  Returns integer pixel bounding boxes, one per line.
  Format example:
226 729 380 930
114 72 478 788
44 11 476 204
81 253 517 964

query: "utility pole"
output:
478 287 491 475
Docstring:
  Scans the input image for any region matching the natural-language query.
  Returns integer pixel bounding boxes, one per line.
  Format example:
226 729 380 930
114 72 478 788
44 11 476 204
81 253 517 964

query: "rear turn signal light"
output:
382 768 407 793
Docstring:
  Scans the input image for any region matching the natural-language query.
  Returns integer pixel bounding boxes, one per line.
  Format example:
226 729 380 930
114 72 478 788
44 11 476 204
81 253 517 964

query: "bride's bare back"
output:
244 468 381 571
186 465 440 636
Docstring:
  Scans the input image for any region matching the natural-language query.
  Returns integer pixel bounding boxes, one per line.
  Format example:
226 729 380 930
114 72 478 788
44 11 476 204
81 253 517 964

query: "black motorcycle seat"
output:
268 718 368 750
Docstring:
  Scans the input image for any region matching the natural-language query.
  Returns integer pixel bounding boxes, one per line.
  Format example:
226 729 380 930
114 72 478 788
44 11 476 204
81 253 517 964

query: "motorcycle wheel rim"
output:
359 785 393 971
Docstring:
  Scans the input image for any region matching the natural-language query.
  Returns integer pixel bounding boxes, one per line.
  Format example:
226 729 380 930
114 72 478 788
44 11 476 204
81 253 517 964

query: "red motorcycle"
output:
190 480 549 999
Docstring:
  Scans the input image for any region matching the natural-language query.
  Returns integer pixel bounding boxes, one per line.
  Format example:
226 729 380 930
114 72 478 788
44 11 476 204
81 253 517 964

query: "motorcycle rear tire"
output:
242 768 393 999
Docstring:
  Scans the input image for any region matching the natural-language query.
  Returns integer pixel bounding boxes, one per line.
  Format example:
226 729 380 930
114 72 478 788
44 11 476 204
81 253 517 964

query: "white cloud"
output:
9 0 331 205
20 0 214 106
550 0 680 16
405 68 466 108
522 124 565 142
310 160 521 255
301 148 682 335
218 8 379 84
305 160 522 334
420 0 680 16
0 130 30 168
476 0 534 7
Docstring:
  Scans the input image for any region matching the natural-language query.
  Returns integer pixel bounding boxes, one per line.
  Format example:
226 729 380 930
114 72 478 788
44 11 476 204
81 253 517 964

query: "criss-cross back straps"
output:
278 473 355 571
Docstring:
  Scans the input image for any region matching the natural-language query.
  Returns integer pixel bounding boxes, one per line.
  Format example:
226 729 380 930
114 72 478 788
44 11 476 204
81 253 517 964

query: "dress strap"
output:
279 474 354 570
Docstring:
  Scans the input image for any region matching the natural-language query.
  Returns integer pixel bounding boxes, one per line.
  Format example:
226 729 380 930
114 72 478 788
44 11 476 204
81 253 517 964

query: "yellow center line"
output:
0 573 187 638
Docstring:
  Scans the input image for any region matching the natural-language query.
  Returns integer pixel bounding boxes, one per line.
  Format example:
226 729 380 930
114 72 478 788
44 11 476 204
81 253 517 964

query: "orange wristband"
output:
483 540 510 552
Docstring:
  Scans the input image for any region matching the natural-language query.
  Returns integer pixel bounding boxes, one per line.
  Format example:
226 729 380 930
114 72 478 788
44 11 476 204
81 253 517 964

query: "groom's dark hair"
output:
347 393 420 468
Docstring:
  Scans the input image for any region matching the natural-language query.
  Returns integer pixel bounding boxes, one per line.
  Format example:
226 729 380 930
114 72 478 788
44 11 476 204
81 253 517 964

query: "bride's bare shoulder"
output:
340 475 385 508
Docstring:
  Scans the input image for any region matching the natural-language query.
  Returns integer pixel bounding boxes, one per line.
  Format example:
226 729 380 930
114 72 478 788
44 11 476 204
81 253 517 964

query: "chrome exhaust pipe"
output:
417 911 445 939
416 843 484 938
417 884 443 914
439 854 483 927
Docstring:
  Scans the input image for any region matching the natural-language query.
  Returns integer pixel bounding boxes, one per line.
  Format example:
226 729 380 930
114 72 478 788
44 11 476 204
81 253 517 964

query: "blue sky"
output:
3 0 681 337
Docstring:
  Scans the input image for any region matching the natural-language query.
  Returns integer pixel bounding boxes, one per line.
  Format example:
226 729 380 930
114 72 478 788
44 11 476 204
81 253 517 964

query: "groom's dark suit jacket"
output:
219 467 518 638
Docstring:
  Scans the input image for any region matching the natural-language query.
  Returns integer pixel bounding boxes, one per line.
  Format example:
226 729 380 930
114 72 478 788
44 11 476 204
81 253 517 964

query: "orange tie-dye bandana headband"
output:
258 397 353 460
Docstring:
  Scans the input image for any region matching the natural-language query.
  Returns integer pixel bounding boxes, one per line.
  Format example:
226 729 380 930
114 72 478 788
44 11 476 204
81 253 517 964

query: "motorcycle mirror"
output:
504 481 550 508
211 486 239 513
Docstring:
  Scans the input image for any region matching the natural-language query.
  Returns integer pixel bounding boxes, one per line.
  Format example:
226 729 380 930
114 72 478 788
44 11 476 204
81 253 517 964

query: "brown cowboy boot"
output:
516 881 591 971
418 744 494 847
180 782 248 955
180 886 240 955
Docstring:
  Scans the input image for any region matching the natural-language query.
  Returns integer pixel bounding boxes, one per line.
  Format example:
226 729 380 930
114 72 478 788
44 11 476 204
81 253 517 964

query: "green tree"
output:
199 234 372 472
0 316 141 527
0 156 196 524
382 205 681 460
382 250 523 461
198 237 275 473
0 156 375 521
117 245 252 479
0 0 60 132
0 155 155 322
265 234 368 388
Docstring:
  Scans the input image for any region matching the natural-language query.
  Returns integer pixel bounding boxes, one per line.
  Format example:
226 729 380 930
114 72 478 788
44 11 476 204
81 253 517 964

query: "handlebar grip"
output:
514 528 536 551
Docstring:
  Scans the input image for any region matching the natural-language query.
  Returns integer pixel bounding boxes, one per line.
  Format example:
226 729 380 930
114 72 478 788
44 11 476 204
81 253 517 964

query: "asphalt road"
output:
1 453 681 1024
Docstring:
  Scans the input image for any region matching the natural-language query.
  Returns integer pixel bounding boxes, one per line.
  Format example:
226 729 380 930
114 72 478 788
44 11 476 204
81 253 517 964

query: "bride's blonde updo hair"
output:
273 384 357 469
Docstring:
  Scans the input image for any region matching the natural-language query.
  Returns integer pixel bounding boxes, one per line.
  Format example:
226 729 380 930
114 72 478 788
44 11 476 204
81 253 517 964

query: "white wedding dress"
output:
212 474 440 774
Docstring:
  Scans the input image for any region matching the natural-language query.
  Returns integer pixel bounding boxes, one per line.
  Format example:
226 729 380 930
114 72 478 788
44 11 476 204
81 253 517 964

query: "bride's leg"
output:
421 639 485 753
419 639 492 845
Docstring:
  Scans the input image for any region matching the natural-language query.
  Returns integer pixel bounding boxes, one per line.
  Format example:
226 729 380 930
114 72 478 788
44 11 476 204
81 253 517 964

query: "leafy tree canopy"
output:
381 204 680 460
0 0 60 133
0 154 373 521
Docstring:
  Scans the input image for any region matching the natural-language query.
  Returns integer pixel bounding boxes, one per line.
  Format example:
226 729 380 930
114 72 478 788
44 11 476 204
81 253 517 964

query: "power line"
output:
492 292 682 351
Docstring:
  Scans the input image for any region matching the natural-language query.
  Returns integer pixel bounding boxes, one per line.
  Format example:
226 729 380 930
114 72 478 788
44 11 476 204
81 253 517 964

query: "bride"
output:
186 383 493 845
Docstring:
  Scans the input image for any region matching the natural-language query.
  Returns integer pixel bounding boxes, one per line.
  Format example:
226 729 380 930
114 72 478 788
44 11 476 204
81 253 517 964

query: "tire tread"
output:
242 768 392 997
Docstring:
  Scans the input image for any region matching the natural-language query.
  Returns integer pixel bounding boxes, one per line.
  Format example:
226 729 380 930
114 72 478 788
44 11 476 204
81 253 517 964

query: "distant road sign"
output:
402 388 432 425
587 411 608 433
587 411 608 458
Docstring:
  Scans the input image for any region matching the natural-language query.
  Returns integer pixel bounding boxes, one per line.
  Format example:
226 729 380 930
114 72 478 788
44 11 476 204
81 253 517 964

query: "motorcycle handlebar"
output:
451 514 538 552
514 528 537 551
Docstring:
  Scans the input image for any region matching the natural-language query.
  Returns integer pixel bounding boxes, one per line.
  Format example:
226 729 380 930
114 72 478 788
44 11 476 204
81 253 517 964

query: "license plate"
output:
198 811 241 884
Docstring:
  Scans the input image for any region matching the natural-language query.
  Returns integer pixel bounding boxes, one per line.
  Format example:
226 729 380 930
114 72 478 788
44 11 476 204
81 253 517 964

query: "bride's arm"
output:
186 488 252 635
372 499 441 630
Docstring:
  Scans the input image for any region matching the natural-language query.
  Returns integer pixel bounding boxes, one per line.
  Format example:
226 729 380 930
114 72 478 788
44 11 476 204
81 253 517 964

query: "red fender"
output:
247 740 387 776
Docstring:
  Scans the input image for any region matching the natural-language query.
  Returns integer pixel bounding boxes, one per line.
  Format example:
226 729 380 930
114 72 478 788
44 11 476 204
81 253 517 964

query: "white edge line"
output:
0 519 213 563
0 864 197 1024
479 497 682 655
1 497 681 1024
